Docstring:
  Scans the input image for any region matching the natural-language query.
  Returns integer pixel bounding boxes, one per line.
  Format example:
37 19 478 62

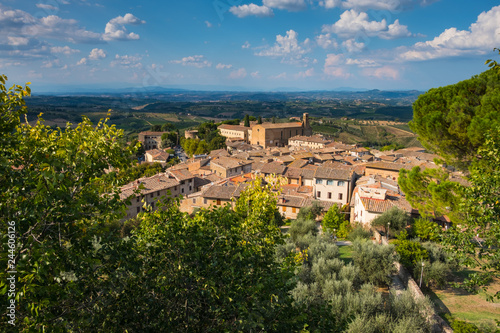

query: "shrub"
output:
421 260 451 289
322 204 345 233
395 239 428 269
451 320 481 333
290 218 317 246
371 207 411 236
412 217 440 241
347 224 372 241
297 201 323 221
352 240 398 286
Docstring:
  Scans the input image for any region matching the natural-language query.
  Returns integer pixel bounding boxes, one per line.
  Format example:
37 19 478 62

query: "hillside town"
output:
120 113 455 228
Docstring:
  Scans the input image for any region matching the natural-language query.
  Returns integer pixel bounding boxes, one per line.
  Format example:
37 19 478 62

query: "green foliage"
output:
395 239 428 269
322 204 345 234
244 114 250 127
347 224 372 241
370 206 411 236
337 220 352 238
297 201 323 221
380 143 405 151
289 218 318 249
451 320 482 333
0 77 138 331
112 162 164 185
352 240 398 286
412 217 441 241
257 115 262 124
399 166 464 224
410 68 500 168
161 122 176 132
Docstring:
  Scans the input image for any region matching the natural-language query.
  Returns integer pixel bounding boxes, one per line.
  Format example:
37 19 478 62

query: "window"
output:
136 196 140 203
282 206 286 212
327 180 334 185
328 192 332 199
150 193 154 198
189 186 192 191
292 207 296 213
338 193 343 200
182 188 184 193
151 202 154 209
337 181 345 186
204 198 208 204
317 191 321 198
315 179 323 184
217 199 221 205
136 207 140 213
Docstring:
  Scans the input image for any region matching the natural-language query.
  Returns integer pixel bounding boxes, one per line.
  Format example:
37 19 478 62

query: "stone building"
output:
210 156 253 178
288 135 331 149
138 131 166 150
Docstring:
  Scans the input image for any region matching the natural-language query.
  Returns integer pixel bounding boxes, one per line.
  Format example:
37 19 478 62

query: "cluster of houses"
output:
120 114 455 228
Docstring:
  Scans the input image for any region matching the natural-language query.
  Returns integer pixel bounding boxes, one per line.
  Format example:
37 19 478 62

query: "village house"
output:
138 131 166 150
350 185 412 227
288 135 331 149
313 166 357 206
210 156 253 178
145 148 170 163
120 173 181 220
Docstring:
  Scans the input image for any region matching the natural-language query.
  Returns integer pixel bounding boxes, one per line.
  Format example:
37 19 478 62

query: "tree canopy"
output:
410 68 500 168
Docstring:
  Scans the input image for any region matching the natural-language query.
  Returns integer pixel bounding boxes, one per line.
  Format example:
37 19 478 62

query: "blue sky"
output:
1 0 500 92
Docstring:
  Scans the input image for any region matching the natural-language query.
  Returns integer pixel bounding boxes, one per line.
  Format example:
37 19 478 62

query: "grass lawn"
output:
424 270 500 332
338 245 353 265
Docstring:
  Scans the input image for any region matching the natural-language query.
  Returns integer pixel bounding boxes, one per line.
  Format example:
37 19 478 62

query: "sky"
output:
1 0 500 92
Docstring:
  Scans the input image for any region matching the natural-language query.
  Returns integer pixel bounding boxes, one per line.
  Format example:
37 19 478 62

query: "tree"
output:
370 207 411 236
322 204 345 234
161 122 175 132
409 68 500 169
0 75 137 331
398 167 464 224
297 201 322 221
244 114 250 127
257 115 262 124
352 240 398 286
151 124 162 131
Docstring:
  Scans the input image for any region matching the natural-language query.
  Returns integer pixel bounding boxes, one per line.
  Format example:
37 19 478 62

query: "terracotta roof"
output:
138 131 165 136
218 124 249 131
314 166 353 180
285 167 302 179
211 156 252 169
277 195 308 208
120 174 180 199
366 161 408 171
291 152 314 160
202 183 248 200
260 161 287 175
288 159 309 169
209 149 230 158
301 166 318 179
254 122 303 129
168 169 195 181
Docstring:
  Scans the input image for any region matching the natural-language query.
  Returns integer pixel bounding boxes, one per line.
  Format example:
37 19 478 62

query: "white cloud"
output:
170 55 212 68
323 10 411 39
51 45 80 55
229 68 247 79
251 71 261 78
346 58 378 67
319 0 342 9
36 4 58 11
256 29 311 65
316 33 338 49
400 5 500 61
111 54 143 68
341 0 439 11
205 20 212 28
216 63 233 69
76 57 87 65
263 0 307 11
295 68 315 78
103 13 145 41
324 53 350 78
363 65 400 79
341 38 365 52
270 72 287 79
230 4 274 18
242 41 251 49
88 48 106 60
7 36 29 46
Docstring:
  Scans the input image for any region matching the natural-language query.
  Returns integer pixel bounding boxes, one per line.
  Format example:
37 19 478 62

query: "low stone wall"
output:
394 261 453 333
373 230 453 333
